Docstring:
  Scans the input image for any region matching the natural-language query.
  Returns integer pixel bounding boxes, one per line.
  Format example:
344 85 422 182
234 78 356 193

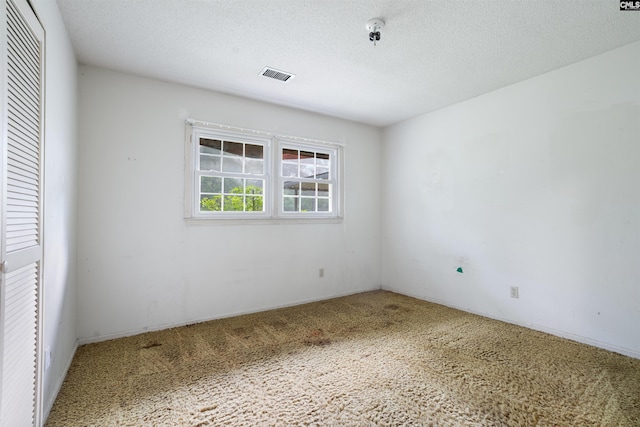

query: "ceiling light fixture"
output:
366 18 385 47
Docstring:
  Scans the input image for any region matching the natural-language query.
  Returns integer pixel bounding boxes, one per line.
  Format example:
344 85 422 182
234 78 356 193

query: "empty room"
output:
0 0 639 425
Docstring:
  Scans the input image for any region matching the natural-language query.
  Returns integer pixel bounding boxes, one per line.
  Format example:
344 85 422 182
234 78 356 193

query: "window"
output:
187 123 341 221
191 127 270 217
279 142 336 216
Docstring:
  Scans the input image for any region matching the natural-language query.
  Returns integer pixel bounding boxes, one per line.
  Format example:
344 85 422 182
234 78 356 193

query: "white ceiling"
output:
56 0 640 127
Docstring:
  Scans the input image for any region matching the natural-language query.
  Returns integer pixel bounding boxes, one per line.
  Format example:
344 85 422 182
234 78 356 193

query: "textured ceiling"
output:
56 0 640 127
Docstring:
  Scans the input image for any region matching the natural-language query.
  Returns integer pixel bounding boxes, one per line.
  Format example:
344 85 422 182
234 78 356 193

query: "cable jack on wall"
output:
366 18 385 47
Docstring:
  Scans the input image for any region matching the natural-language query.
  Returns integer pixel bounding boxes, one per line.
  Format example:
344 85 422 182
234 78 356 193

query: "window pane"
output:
245 158 264 174
282 148 298 161
246 179 263 194
301 182 316 196
200 195 221 211
200 155 221 171
299 163 315 178
245 144 263 159
283 181 300 195
245 196 263 211
223 157 242 173
222 141 243 157
224 195 244 211
316 152 330 166
282 163 298 177
316 167 329 179
300 151 314 163
200 138 221 154
224 177 243 193
283 197 298 212
318 183 329 197
301 198 316 212
201 176 222 193
318 198 329 212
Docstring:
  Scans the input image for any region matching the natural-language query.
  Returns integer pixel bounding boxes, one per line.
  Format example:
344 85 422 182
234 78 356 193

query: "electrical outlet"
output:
319 268 324 278
510 286 519 299
44 347 52 371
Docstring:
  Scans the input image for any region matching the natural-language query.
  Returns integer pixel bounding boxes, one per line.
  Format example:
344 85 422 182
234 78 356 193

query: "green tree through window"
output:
200 185 263 212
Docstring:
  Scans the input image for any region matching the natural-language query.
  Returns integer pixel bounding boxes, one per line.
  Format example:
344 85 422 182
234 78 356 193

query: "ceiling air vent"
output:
260 67 295 82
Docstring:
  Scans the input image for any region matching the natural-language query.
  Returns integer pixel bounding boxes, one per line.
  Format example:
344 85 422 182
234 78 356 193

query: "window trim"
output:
189 126 271 219
185 120 343 222
276 139 339 219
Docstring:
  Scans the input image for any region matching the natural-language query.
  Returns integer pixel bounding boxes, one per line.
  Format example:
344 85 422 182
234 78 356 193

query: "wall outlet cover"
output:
44 347 52 371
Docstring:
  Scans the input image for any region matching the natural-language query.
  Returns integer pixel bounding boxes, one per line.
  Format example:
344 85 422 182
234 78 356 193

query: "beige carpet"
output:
46 290 640 426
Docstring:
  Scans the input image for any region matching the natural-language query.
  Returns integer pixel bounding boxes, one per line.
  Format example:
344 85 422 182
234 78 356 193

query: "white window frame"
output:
185 121 343 222
276 139 339 219
187 125 272 219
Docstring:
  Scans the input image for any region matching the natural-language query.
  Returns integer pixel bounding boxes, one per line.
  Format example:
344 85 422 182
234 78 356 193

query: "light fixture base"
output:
366 18 385 32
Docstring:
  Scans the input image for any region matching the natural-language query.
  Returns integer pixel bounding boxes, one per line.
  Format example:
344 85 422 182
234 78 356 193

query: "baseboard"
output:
381 286 640 360
77 286 380 345
43 340 78 422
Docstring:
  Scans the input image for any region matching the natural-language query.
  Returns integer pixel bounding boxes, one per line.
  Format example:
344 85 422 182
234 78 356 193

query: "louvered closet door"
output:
0 0 44 425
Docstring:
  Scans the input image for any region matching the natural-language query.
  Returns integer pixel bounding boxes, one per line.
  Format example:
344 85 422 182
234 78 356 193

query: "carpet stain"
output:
140 341 162 349
267 319 288 330
304 328 332 346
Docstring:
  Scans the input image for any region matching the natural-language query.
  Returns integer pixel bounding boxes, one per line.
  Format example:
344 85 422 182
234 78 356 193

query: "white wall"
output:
31 0 78 419
382 41 640 358
76 66 382 342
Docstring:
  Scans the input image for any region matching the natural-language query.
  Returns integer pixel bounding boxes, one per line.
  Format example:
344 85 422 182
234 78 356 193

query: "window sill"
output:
184 217 344 226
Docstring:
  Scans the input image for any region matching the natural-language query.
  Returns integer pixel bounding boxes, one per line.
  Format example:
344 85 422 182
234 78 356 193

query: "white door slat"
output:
7 82 38 118
6 176 38 194
8 150 38 168
7 113 39 144
6 238 38 251
7 159 38 182
5 263 37 282
6 40 38 83
7 96 38 131
7 57 38 98
6 230 37 242
7 143 38 170
7 67 38 106
7 191 38 203
7 170 38 188
6 41 39 83
6 216 37 226
6 209 38 218
6 0 38 50
7 191 37 203
6 222 35 232
6 239 38 253
7 243 35 254
8 160 38 181
7 98 39 132
7 197 38 209
5 279 37 302
7 214 40 224
6 1 38 54
5 16 39 71
7 127 39 156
